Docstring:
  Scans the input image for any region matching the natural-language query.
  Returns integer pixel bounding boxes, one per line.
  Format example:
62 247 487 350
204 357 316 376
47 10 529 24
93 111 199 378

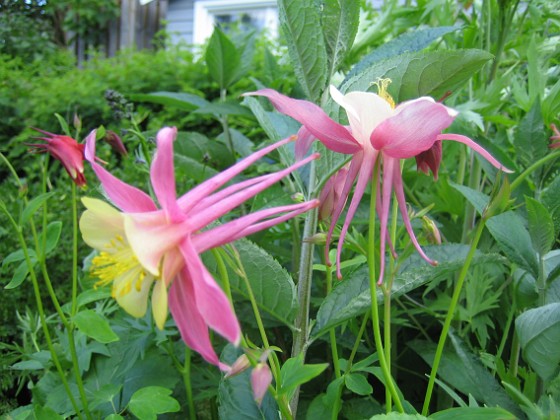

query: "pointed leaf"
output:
129 92 209 110
280 356 328 397
128 386 180 420
278 0 328 101
21 192 56 225
322 0 360 80
206 26 241 89
44 221 62 255
525 196 555 256
345 373 373 396
516 302 560 381
73 310 119 343
4 260 29 289
340 49 493 103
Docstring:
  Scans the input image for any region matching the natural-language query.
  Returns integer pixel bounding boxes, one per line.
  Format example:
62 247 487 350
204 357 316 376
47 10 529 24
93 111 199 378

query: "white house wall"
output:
167 0 195 45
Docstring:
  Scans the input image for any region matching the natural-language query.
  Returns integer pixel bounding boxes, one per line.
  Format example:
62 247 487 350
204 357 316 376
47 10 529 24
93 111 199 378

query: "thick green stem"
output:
422 218 486 415
368 164 404 413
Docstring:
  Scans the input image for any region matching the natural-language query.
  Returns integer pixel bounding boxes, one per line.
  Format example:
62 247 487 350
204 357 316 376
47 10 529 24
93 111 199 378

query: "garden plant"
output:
1 0 560 419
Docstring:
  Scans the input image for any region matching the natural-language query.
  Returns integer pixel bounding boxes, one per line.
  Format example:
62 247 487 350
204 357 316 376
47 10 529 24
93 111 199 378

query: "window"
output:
193 0 278 44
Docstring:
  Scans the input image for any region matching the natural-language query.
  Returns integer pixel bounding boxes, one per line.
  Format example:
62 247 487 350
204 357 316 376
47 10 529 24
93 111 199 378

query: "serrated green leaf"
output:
514 99 547 169
486 211 539 277
44 221 62 255
73 310 119 343
280 356 328 398
312 245 502 338
322 0 360 81
206 26 241 90
409 333 521 417
278 0 328 101
345 373 373 396
129 92 208 110
344 26 458 83
516 302 560 381
340 49 493 103
430 407 516 420
20 192 56 226
4 260 29 289
525 196 555 256
541 175 560 235
128 386 180 420
449 182 489 215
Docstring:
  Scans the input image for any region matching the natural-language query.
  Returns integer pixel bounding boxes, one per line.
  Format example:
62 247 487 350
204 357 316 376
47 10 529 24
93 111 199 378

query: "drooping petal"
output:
415 140 442 179
245 89 361 154
79 197 124 250
151 127 184 223
177 136 295 212
329 85 393 145
180 237 241 345
295 126 316 160
436 133 513 173
169 268 221 366
187 153 319 231
124 212 192 276
335 150 375 279
371 98 456 158
84 131 157 213
193 200 319 253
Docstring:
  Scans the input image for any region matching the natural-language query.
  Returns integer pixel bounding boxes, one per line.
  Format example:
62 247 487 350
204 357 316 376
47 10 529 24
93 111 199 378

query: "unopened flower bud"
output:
303 232 327 245
73 113 82 132
224 354 250 379
105 130 128 156
422 216 442 245
291 192 305 203
251 363 272 406
483 174 511 219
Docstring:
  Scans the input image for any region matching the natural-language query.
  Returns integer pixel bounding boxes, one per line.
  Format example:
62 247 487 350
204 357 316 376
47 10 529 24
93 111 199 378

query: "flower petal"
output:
151 279 168 330
436 133 513 173
151 127 184 222
179 237 241 346
79 197 124 250
245 89 361 154
169 268 221 366
295 126 316 160
371 98 456 158
114 272 155 318
84 131 157 213
415 140 442 180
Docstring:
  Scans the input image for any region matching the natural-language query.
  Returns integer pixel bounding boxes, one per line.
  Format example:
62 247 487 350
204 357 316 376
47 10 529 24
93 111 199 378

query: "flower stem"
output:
184 347 197 419
421 218 486 415
510 150 560 192
368 164 404 413
347 312 370 369
325 262 341 379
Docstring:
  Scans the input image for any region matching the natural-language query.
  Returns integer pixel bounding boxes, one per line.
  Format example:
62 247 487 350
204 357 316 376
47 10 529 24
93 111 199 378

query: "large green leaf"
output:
340 49 493 103
173 131 234 169
278 0 328 102
280 356 328 398
409 333 522 417
20 192 56 225
73 310 119 344
322 0 360 81
486 211 539 278
525 196 555 256
218 345 278 420
206 239 298 326
344 26 458 83
205 26 241 90
312 244 502 338
430 407 516 420
541 175 560 236
128 386 180 420
129 92 208 110
513 98 547 169
516 302 560 381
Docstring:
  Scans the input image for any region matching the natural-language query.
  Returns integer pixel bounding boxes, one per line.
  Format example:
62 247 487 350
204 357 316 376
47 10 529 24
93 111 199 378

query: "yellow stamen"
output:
371 77 395 109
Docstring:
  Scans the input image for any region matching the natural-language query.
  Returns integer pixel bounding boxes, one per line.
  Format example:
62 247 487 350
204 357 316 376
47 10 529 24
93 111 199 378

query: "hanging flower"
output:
27 128 86 187
246 83 510 283
80 127 319 367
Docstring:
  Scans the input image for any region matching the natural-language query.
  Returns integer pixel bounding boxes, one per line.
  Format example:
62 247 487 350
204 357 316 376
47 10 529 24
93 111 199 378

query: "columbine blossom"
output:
80 127 318 367
246 84 510 283
27 128 86 187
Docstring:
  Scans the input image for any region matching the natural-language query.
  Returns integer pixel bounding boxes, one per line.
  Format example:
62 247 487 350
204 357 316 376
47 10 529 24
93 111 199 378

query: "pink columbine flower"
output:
79 127 319 367
246 84 510 283
27 128 86 187
550 124 560 149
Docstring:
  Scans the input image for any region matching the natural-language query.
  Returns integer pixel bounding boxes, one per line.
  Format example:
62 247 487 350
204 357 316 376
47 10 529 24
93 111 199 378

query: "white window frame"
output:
193 0 278 45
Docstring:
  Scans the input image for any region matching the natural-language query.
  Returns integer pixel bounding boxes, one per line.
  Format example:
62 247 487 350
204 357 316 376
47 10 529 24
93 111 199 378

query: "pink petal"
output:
151 127 184 223
251 363 273 405
84 131 157 213
436 133 513 173
245 89 361 154
415 140 442 180
295 126 316 160
169 268 221 366
193 200 319 252
187 153 319 231
377 157 397 284
335 150 375 279
177 136 295 212
371 98 456 158
180 237 241 345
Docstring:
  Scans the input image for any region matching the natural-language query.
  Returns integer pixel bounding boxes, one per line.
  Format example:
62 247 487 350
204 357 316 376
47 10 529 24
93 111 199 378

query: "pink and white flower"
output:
246 85 510 283
80 127 318 367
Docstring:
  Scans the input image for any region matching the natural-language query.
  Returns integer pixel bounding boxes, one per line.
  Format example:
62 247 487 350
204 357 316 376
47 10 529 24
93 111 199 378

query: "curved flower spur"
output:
79 127 319 368
245 83 511 284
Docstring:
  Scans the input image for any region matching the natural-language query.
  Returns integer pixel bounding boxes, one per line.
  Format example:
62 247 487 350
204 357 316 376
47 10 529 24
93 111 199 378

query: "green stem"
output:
422 218 487 415
510 150 560 192
220 88 235 155
348 313 370 369
71 182 79 316
368 163 404 413
184 347 197 420
326 263 341 379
